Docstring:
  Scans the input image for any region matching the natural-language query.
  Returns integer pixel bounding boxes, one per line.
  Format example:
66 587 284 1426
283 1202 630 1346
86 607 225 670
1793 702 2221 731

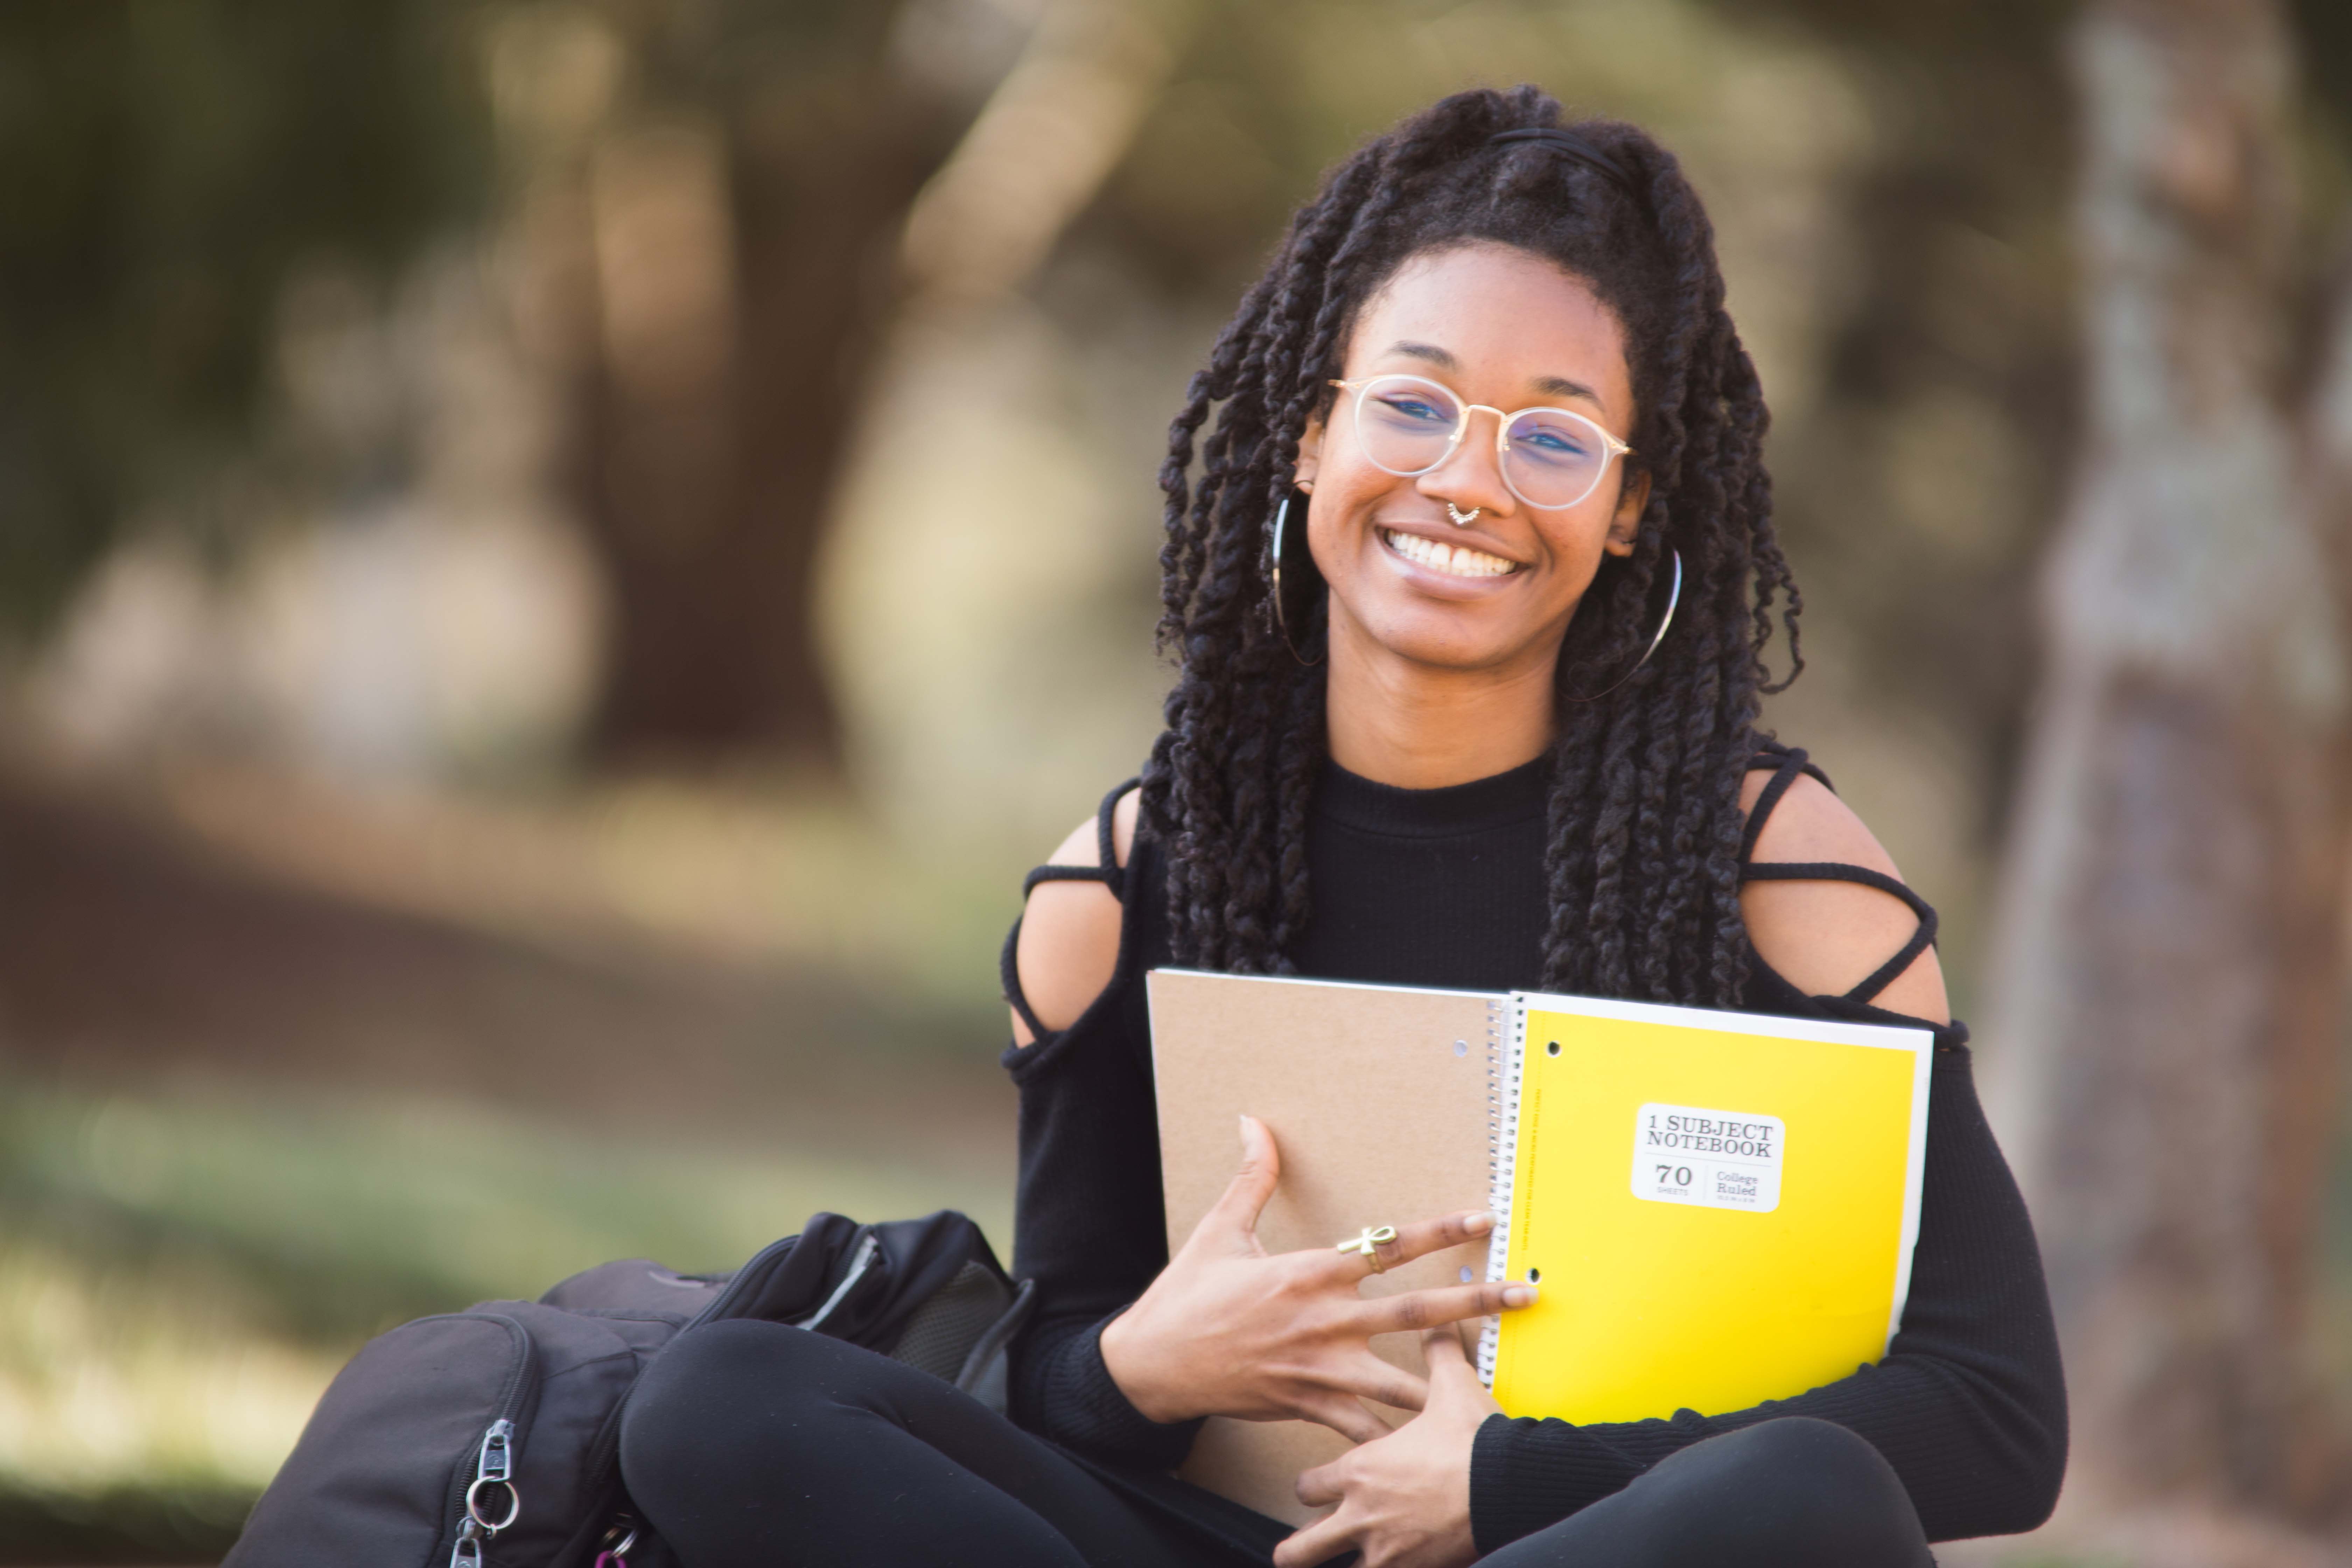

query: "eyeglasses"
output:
1329 374 1633 511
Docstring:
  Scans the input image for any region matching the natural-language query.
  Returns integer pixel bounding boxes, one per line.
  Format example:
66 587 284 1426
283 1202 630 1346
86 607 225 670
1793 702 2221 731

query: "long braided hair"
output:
1138 86 1801 1006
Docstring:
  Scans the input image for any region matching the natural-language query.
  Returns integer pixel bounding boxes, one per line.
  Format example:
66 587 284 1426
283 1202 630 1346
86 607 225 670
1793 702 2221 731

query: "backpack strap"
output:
1002 779 1138 1043
1739 745 1938 1007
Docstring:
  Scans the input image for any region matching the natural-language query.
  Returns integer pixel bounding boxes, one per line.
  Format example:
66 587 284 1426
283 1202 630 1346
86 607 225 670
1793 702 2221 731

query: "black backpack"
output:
224 1210 1035 1568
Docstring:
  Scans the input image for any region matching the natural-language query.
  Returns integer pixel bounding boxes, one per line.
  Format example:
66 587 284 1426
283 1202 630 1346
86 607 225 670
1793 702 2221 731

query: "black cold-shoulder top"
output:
999 744 2066 1560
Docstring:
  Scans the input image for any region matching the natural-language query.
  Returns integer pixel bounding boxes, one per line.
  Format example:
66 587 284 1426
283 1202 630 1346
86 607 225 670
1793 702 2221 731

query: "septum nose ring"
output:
1446 503 1481 527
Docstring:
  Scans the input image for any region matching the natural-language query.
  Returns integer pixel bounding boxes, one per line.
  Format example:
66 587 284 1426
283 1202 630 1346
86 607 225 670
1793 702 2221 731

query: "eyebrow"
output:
1383 340 1603 406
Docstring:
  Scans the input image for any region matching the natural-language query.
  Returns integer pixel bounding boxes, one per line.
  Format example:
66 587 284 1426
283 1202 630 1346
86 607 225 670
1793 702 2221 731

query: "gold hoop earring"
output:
1562 549 1680 703
1269 491 1325 667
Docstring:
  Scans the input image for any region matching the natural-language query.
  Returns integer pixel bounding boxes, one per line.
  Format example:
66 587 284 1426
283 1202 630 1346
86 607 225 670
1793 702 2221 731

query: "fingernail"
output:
1502 1285 1538 1308
1465 1211 1495 1233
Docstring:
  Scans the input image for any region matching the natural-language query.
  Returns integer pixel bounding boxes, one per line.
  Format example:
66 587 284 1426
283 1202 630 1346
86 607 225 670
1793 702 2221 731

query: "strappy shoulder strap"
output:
1739 744 1938 1007
1003 778 1140 1043
1740 742 1833 862
1019 778 1135 902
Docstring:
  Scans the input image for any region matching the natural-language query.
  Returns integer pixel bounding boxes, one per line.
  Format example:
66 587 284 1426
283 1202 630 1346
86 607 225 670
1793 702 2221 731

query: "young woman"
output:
621 88 2066 1567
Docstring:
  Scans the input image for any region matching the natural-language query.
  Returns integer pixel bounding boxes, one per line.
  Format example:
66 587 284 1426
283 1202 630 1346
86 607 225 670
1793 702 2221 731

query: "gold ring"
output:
1337 1225 1399 1272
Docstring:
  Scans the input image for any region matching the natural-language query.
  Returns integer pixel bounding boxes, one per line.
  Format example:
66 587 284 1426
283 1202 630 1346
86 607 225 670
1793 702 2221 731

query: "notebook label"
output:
1630 1103 1783 1213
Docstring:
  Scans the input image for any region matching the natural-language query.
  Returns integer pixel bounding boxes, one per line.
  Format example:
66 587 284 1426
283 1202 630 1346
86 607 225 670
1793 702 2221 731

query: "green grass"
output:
0 1075 1012 1562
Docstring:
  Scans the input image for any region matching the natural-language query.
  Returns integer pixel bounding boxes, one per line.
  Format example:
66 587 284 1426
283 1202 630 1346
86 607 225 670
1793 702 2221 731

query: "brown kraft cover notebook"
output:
1146 968 1498 1526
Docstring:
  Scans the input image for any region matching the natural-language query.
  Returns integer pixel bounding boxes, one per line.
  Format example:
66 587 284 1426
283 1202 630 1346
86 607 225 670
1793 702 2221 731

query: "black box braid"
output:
1139 85 1801 1006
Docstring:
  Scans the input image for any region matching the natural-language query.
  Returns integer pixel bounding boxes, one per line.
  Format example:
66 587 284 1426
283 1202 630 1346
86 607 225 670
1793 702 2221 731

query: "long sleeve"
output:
1001 1009 1201 1467
998 836 1203 1469
1471 1043 2067 1552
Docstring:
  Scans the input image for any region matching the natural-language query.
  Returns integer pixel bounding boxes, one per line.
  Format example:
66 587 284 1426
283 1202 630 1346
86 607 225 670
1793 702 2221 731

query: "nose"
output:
1416 405 1516 517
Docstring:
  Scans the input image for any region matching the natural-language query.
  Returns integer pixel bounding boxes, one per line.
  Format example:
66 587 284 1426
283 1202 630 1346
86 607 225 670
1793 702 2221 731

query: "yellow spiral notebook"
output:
1147 968 1933 1524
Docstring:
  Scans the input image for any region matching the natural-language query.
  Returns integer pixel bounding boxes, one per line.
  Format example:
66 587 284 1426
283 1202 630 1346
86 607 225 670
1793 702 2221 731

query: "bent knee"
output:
1711 1417 1899 1483
1652 1419 1927 1565
1741 1419 1924 1562
621 1324 847 1484
631 1320 834 1412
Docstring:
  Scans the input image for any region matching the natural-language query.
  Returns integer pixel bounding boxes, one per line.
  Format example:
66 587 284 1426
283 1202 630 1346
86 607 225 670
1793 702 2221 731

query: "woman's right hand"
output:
1098 1114 1536 1443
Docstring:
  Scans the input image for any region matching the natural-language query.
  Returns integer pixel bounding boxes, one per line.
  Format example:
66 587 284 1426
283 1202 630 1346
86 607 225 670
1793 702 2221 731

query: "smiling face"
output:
1294 241 1648 685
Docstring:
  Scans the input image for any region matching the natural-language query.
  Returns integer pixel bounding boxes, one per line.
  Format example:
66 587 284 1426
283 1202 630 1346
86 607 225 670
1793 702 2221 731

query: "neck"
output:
1322 617 1559 790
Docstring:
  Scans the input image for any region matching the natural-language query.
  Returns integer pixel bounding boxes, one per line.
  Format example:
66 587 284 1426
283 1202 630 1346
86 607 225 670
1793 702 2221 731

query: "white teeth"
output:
1381 528 1519 578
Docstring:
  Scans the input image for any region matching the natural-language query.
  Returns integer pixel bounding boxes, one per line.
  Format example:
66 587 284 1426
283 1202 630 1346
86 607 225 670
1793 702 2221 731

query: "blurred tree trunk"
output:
564 0 1174 769
573 11 952 769
1987 0 2352 1522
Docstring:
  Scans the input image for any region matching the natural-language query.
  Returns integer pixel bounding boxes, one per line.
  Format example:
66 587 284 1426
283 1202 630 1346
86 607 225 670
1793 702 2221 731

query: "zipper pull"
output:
462 1416 522 1548
593 1516 640 1568
477 1418 514 1488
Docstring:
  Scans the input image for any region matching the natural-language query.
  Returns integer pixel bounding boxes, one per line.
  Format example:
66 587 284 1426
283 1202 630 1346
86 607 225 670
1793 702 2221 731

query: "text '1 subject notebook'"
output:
1145 968 1933 1526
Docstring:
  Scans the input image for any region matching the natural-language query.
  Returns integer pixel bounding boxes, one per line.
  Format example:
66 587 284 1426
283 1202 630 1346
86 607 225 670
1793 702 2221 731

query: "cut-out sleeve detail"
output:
1740 862 1938 1005
1740 745 1937 1007
998 778 1193 1466
1021 864 1120 898
1002 778 1140 1045
1740 742 1834 863
999 918 1055 1046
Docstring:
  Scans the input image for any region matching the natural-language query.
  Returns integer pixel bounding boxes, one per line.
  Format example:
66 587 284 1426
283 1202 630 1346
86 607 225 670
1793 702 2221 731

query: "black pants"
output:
621 1322 1934 1567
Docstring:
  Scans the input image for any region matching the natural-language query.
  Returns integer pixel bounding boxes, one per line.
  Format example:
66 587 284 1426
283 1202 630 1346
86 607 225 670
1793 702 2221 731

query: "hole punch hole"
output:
1453 1039 1469 1057
1460 1265 1474 1283
1546 1040 1561 1057
1527 1267 1541 1283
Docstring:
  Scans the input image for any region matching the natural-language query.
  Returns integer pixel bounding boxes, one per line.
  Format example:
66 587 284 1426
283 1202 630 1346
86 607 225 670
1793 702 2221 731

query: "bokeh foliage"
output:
0 0 484 638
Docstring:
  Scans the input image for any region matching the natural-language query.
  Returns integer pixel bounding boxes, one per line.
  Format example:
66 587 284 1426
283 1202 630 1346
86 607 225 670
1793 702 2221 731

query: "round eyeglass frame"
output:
1329 374 1634 512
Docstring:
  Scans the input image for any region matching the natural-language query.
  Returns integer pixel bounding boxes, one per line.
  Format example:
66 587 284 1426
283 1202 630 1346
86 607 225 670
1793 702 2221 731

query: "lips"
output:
1380 527 1523 578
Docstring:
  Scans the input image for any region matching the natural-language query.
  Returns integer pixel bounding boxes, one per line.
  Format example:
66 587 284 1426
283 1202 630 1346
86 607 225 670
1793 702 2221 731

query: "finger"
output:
1355 1279 1536 1336
1423 1325 1500 1418
1294 1457 1348 1508
1422 1322 1472 1368
1421 1325 1484 1395
1329 1208 1495 1279
1332 1353 1429 1413
1273 1509 1359 1568
1296 1391 1396 1445
1200 1114 1281 1247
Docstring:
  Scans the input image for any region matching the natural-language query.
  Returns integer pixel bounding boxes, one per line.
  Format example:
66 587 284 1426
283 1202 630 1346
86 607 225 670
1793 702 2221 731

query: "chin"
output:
1356 608 1526 671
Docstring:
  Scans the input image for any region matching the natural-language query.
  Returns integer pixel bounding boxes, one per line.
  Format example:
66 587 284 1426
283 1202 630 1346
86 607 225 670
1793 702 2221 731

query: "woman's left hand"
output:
1272 1325 1500 1568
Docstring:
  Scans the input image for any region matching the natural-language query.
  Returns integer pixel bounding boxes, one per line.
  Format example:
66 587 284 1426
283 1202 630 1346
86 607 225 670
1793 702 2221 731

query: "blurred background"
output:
1 0 2348 1562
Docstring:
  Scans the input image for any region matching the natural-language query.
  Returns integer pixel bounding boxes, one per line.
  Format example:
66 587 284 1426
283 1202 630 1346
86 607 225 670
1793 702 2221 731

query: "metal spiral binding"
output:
1478 994 1525 1386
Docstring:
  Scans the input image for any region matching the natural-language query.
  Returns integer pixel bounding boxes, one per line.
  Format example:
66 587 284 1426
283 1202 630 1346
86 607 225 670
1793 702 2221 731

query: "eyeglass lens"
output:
1354 375 1612 510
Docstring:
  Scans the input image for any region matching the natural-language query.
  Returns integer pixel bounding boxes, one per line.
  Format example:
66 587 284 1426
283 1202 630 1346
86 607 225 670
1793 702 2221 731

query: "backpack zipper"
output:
790 1233 880 1332
450 1416 519 1567
434 1313 535 1568
684 1230 807 1329
591 1514 641 1567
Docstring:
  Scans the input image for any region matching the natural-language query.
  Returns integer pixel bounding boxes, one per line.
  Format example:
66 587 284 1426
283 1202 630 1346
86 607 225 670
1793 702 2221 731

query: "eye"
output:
1509 413 1598 467
1373 393 1452 425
